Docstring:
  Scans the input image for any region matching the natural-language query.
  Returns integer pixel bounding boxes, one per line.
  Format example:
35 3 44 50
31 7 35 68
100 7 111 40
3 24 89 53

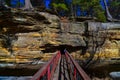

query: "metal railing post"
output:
65 50 91 80
47 66 50 80
74 67 77 80
31 51 61 80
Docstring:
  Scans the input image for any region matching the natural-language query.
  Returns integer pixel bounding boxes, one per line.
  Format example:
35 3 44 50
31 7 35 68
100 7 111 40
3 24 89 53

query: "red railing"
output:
31 50 91 80
31 51 61 80
65 50 91 80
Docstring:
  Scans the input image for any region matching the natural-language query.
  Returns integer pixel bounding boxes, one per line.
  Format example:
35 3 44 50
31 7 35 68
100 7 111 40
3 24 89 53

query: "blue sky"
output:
11 0 25 7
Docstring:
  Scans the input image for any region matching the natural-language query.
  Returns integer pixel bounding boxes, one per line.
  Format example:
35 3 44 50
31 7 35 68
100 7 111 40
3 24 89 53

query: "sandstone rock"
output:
1 10 120 63
97 39 120 58
38 12 60 23
107 30 120 40
13 33 41 51
0 39 6 48
58 33 86 46
13 50 42 59
0 48 10 56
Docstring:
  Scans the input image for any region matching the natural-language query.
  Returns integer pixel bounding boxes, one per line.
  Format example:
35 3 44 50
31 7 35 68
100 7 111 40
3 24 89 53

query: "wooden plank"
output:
52 57 61 80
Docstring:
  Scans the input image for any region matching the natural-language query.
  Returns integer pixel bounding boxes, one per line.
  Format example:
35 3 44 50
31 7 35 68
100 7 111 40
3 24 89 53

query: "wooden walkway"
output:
31 51 91 80
52 55 72 80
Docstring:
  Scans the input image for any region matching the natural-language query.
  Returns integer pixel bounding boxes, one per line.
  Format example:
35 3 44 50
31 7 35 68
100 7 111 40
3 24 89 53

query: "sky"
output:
11 0 25 7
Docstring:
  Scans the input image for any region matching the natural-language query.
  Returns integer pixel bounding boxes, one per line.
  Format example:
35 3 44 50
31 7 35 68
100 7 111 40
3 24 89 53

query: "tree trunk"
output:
23 0 34 10
70 3 74 20
74 5 77 18
103 0 113 21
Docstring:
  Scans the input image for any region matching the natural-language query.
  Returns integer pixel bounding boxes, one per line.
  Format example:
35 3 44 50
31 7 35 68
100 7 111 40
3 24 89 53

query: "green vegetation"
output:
51 0 68 16
51 0 107 22
3 0 120 22
95 9 106 22
16 2 24 7
72 0 106 22
51 3 68 13
110 0 120 7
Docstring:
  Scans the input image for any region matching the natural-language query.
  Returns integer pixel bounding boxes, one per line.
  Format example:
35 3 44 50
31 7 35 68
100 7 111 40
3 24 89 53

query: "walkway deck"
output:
52 55 72 80
31 51 91 80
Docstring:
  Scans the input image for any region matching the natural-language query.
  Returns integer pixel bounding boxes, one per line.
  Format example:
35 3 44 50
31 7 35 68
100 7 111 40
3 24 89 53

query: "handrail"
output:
65 50 91 80
31 51 61 80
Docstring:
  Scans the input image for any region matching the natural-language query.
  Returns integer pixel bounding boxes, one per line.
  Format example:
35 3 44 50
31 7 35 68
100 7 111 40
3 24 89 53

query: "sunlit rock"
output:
38 12 60 23
0 48 10 56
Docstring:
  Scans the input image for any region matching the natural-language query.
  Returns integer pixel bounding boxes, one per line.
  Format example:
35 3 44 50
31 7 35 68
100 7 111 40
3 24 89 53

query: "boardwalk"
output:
53 55 72 80
31 51 91 80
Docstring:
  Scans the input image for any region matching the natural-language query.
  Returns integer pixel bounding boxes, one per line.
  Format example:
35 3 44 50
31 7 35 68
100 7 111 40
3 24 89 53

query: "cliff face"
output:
0 11 60 62
0 11 86 56
0 11 120 63
86 22 120 59
100 29 120 58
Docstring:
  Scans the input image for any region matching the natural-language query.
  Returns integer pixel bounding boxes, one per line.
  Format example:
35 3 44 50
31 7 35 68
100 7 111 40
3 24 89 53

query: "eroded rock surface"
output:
0 10 120 63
